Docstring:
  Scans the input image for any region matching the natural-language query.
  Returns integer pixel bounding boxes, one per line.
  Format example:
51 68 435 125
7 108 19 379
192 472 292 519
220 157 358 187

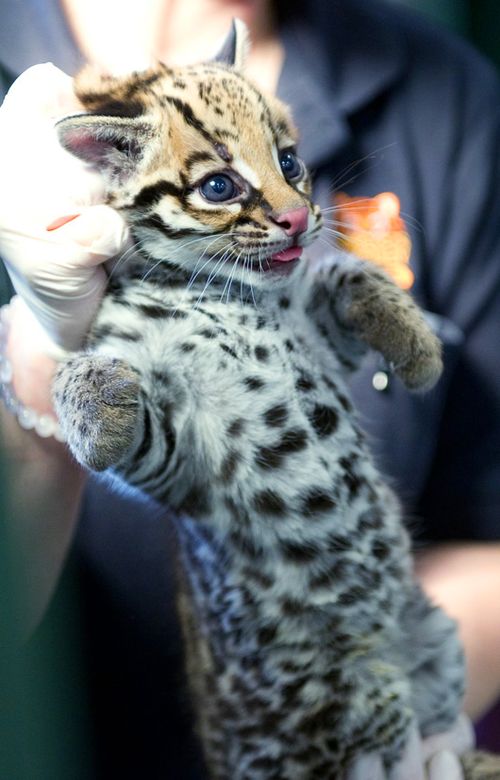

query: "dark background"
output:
394 0 500 68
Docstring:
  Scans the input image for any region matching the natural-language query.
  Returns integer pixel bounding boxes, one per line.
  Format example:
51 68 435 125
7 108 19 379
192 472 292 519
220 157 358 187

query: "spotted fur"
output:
53 34 498 780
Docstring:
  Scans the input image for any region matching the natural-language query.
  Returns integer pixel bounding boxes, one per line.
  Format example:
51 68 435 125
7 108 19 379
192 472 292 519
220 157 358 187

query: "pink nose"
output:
270 206 308 237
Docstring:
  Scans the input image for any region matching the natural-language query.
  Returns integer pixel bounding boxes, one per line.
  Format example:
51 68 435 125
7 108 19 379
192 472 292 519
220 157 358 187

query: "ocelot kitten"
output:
53 21 499 780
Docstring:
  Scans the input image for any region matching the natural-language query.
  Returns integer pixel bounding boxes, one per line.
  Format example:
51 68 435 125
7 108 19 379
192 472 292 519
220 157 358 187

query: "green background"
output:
394 0 500 68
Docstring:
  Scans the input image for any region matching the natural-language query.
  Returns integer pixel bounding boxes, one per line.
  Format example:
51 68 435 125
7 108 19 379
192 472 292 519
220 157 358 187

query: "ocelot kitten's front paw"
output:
391 323 443 392
53 354 140 471
344 266 443 391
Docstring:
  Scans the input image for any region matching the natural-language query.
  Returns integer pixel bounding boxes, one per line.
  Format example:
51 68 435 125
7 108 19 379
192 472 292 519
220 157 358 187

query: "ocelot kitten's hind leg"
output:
462 751 500 780
398 584 465 737
53 354 140 471
346 665 414 771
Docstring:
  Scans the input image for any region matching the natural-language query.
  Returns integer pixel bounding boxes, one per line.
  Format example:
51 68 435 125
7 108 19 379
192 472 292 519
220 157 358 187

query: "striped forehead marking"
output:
232 157 262 190
214 142 232 163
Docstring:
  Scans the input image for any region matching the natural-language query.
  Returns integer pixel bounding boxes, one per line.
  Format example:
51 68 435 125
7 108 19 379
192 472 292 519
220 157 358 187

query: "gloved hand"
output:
346 714 474 780
0 63 129 354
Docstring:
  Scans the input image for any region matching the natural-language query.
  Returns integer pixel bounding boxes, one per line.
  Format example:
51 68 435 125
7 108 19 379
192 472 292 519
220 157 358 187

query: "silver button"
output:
372 370 390 392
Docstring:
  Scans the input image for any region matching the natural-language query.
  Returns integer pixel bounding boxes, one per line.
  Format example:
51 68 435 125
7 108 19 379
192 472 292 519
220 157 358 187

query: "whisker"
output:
167 231 228 258
326 143 397 194
106 241 142 281
322 219 363 230
165 237 228 317
243 253 256 306
322 211 423 234
321 227 344 242
317 235 340 253
224 249 242 304
138 246 161 284
320 199 377 214
220 248 241 303
239 249 247 306
140 258 165 283
185 234 229 294
194 244 237 308
137 231 227 284
245 249 257 307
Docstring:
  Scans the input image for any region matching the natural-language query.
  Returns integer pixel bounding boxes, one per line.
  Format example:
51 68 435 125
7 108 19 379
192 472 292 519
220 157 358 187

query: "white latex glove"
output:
346 714 474 780
0 63 129 354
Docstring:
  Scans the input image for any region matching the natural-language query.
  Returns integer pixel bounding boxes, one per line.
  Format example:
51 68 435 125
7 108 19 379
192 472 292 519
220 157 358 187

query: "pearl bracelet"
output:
0 302 65 441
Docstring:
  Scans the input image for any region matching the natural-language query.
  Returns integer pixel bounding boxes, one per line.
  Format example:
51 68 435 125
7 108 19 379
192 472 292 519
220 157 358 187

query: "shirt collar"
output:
277 19 350 170
277 1 408 169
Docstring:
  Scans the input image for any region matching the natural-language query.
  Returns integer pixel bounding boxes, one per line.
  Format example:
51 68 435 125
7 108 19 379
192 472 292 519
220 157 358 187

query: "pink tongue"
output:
270 246 303 262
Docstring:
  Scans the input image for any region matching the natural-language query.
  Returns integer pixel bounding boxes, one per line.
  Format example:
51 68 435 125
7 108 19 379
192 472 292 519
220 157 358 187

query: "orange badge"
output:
333 192 414 290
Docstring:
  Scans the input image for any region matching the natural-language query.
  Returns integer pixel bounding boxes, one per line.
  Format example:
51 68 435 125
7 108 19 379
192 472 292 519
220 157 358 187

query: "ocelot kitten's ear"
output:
56 114 151 183
212 18 250 71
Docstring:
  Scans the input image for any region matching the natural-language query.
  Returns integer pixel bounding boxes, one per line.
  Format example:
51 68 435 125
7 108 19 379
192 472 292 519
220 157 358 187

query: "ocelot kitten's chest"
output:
95 278 346 398
90 277 363 472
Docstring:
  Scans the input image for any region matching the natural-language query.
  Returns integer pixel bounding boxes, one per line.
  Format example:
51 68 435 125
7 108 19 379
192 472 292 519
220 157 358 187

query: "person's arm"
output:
2 413 86 636
0 65 130 632
415 543 500 721
1 299 86 635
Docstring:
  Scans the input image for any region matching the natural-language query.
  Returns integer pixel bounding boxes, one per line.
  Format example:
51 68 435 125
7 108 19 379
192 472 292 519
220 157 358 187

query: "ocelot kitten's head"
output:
57 20 322 289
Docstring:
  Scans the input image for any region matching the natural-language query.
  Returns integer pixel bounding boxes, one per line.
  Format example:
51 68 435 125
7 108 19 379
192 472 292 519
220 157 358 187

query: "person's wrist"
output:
0 297 64 439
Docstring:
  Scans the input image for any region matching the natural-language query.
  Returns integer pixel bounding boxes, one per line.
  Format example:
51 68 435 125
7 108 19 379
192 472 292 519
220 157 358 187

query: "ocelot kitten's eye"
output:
279 149 303 181
200 174 238 202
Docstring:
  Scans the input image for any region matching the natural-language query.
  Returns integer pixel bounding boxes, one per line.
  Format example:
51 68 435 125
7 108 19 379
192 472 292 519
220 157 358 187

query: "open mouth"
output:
213 244 304 274
269 246 303 263
261 245 303 274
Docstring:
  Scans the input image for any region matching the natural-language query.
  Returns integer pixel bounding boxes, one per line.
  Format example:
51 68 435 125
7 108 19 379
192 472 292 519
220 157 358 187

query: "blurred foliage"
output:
394 0 500 68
